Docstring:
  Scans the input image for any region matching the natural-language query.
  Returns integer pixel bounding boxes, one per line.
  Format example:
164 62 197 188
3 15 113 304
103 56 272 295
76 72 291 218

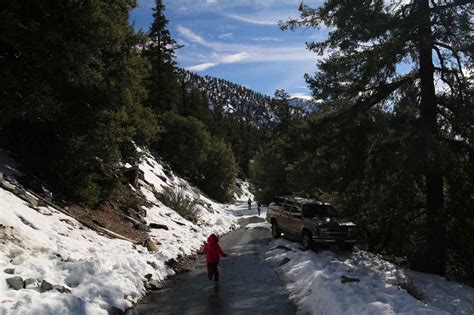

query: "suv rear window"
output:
302 204 337 218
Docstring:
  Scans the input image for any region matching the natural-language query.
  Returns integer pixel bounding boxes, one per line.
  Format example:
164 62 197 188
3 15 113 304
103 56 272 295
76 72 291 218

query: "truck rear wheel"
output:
302 231 313 250
271 221 281 239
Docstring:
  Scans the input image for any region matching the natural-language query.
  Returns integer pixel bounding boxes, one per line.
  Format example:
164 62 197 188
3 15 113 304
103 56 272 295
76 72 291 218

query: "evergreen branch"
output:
435 73 457 98
434 66 460 74
430 0 473 13
317 74 416 124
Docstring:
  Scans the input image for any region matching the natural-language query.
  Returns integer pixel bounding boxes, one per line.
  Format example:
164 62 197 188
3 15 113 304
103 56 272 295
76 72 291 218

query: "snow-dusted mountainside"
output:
178 69 273 125
288 97 320 113
0 149 241 315
178 69 318 126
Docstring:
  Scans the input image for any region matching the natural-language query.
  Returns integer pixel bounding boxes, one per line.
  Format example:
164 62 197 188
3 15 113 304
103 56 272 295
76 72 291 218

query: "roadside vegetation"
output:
250 0 473 283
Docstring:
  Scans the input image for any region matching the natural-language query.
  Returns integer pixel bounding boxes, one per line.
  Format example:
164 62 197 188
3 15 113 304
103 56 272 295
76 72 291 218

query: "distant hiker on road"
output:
247 198 252 210
257 202 261 216
204 234 227 282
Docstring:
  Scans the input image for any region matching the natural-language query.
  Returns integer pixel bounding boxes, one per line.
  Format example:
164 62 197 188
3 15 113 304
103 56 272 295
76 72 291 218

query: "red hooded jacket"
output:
204 234 226 263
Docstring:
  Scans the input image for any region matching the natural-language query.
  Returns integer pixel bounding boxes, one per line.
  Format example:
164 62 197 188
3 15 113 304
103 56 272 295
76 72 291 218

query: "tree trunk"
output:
416 0 446 275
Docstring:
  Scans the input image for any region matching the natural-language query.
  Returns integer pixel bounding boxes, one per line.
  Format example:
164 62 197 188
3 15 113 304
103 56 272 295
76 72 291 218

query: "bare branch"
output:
430 0 473 13
433 41 466 79
432 45 465 97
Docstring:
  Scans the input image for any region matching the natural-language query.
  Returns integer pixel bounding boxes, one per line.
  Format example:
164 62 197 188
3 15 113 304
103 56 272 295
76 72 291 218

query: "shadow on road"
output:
128 218 296 315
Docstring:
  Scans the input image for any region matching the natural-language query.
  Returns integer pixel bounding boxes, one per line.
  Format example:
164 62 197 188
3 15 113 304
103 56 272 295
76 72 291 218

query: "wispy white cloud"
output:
160 0 305 11
187 62 218 71
177 25 207 45
251 37 284 42
218 32 234 40
187 52 252 72
176 24 317 66
226 13 276 25
133 0 324 96
218 52 251 63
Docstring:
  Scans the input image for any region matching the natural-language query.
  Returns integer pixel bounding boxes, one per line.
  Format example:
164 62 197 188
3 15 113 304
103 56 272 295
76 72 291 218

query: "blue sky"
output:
130 0 327 99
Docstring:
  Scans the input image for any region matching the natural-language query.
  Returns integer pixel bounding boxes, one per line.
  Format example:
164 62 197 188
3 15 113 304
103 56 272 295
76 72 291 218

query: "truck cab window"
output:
302 204 337 218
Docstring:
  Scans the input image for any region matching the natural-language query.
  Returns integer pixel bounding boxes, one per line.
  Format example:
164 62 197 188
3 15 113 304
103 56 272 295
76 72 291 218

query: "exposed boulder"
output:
144 273 153 281
40 280 54 292
149 223 169 230
4 268 15 274
6 276 23 290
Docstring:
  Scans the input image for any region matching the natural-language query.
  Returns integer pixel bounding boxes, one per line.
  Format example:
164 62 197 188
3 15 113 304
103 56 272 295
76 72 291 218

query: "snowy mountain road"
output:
128 217 297 315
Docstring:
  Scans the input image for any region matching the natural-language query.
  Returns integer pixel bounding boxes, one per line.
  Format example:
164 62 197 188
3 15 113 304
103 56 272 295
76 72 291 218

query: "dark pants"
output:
207 263 219 281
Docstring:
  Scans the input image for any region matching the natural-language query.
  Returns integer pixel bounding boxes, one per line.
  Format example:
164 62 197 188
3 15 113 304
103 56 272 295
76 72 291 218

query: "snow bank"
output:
245 222 271 230
0 149 238 314
265 239 474 315
0 188 167 315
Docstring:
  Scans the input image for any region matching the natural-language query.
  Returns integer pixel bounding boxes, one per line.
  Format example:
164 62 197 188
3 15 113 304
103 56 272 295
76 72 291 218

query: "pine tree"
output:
282 0 472 275
250 140 290 203
0 1 158 205
200 138 238 202
144 0 182 113
157 112 238 202
271 89 292 134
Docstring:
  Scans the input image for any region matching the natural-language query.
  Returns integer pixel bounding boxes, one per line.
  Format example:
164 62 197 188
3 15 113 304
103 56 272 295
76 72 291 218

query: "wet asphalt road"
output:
128 217 296 315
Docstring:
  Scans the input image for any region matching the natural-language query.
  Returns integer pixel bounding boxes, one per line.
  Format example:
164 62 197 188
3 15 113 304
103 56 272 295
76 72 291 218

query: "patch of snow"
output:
245 222 271 230
265 239 474 315
223 195 267 219
233 179 254 202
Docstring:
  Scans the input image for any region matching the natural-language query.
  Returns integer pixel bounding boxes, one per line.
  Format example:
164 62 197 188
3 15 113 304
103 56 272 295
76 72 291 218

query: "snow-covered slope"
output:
0 149 238 315
137 149 238 260
266 239 474 315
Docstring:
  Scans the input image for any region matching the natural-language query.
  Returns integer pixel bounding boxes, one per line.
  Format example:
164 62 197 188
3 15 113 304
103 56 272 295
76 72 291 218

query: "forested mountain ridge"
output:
178 69 271 125
177 69 317 126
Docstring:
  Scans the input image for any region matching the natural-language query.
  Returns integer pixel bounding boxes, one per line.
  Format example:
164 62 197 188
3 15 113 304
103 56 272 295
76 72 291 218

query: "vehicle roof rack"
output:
273 196 323 204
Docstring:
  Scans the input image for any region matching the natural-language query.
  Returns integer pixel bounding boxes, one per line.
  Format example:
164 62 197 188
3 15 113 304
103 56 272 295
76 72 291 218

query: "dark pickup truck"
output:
266 196 356 250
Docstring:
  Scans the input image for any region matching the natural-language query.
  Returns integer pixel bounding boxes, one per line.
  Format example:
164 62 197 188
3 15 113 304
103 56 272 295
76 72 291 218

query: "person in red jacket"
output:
203 233 227 282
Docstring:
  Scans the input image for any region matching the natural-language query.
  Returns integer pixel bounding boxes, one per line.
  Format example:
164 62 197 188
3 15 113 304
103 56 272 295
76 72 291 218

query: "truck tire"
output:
302 231 313 251
271 221 281 239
